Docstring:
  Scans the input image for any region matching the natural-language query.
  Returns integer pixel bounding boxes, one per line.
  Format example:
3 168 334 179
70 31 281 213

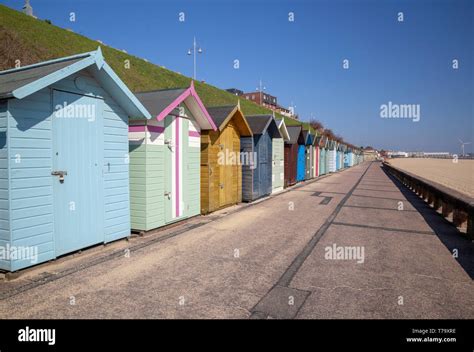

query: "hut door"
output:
305 146 311 179
284 145 290 187
219 125 235 208
164 116 185 223
52 90 104 256
297 145 305 181
218 132 226 207
258 136 270 195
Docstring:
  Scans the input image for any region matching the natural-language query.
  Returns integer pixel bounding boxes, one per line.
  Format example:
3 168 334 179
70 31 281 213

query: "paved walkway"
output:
0 162 473 318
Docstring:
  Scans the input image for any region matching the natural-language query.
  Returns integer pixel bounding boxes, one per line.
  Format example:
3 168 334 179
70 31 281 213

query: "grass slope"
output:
0 5 310 129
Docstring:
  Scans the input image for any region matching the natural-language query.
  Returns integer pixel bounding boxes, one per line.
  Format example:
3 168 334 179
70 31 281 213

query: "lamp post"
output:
187 36 202 80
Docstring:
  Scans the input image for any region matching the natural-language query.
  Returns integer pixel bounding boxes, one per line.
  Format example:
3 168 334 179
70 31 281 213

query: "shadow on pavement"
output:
381 165 474 280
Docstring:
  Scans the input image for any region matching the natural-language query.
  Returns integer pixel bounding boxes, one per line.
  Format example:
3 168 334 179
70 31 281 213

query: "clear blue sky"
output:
3 0 473 153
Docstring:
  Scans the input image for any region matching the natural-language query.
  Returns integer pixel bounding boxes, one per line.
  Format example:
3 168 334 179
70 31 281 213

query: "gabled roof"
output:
302 129 314 145
0 48 150 119
135 81 217 130
314 136 322 147
319 135 328 148
136 88 186 116
274 117 290 141
328 140 337 149
286 125 305 145
246 115 281 138
206 103 252 136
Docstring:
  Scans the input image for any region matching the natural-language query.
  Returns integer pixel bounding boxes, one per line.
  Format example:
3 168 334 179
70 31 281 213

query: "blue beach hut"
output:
0 49 150 271
241 115 281 202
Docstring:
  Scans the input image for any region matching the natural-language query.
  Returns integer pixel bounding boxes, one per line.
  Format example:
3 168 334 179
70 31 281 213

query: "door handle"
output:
164 191 171 199
164 139 174 151
51 170 67 183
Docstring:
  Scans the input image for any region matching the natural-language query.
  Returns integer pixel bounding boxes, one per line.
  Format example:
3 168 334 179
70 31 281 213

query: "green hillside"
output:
0 4 310 129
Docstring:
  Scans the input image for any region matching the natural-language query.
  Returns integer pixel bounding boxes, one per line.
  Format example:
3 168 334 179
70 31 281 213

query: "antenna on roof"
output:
237 99 241 109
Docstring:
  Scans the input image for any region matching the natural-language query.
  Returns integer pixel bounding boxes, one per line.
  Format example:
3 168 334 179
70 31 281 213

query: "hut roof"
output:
206 105 252 136
0 48 150 118
135 81 217 130
274 117 290 141
246 115 281 138
302 129 314 145
136 88 186 116
0 58 83 98
286 125 305 145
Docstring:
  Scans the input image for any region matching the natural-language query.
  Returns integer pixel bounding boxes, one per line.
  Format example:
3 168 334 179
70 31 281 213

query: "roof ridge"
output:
0 50 95 76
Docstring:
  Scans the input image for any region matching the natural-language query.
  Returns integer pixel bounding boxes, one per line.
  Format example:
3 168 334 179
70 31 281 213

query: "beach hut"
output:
200 104 252 214
318 135 328 175
327 140 337 173
241 115 281 201
336 144 341 171
338 144 345 170
0 49 150 271
345 146 353 168
302 129 314 180
313 133 320 178
129 81 217 231
284 126 304 187
273 117 290 193
296 130 307 182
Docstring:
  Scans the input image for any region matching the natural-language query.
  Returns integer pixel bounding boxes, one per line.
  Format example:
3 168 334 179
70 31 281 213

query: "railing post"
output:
427 192 435 206
467 209 474 240
453 209 467 228
442 201 453 218
433 196 442 211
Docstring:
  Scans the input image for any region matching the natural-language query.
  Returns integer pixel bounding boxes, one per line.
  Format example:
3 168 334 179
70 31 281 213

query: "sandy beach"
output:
388 158 474 198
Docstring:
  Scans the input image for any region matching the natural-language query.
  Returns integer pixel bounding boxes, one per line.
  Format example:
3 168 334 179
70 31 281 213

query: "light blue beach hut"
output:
0 49 150 271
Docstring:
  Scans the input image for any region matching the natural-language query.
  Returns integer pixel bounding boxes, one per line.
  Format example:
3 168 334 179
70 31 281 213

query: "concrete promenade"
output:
1 162 472 319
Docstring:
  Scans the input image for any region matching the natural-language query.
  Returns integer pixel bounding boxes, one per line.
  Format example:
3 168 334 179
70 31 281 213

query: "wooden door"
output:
52 90 104 256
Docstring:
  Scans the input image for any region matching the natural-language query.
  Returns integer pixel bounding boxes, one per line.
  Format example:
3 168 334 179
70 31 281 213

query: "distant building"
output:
242 90 278 109
388 151 408 158
362 147 378 161
22 0 34 17
422 152 450 157
227 87 296 118
275 105 293 118
226 88 243 96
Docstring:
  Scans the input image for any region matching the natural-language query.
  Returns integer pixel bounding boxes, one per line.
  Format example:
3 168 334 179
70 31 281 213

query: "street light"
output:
187 36 203 80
